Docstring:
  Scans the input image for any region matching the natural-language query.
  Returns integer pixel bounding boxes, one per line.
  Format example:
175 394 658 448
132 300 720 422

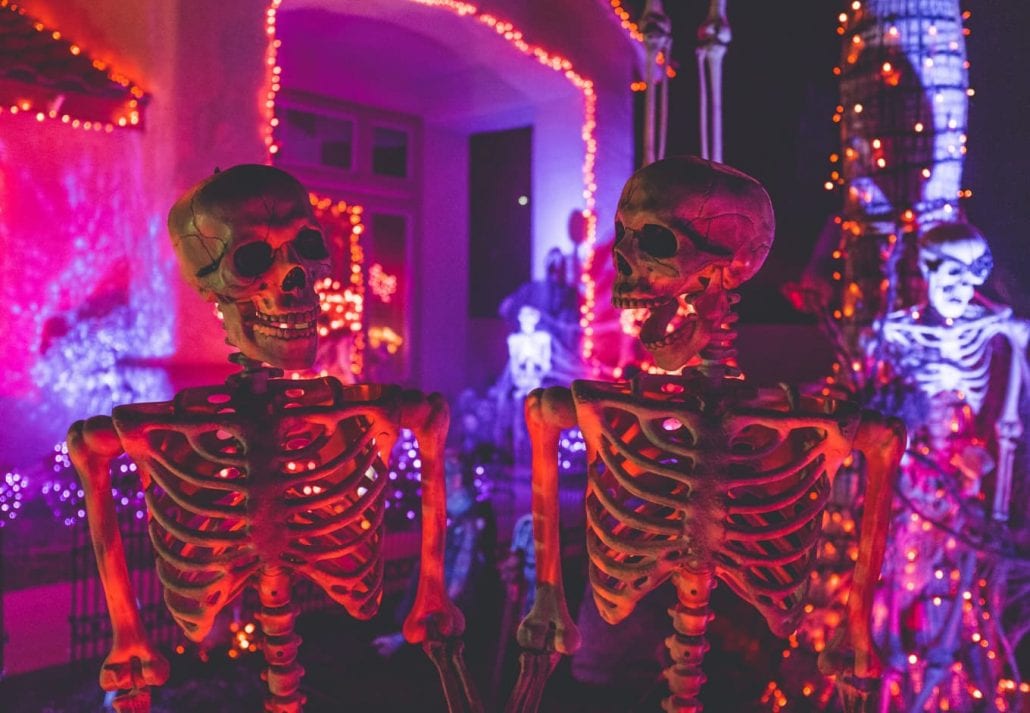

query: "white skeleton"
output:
695 0 730 163
508 306 553 398
882 223 1029 520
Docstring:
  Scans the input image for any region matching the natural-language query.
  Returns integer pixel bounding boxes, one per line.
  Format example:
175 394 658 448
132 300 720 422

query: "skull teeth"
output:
252 308 319 339
612 297 672 309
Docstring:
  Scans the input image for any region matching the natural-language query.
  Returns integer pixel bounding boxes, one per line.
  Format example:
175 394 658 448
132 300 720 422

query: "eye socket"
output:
232 241 274 278
295 228 329 260
638 224 678 258
615 221 626 242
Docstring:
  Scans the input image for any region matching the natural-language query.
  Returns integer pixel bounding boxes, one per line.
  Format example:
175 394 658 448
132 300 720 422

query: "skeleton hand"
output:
516 582 581 655
100 640 170 696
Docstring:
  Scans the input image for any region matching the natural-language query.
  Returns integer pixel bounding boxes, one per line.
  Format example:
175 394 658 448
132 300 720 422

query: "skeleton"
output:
510 157 904 713
68 165 474 713
882 222 1029 521
640 0 673 165
508 306 553 399
695 0 730 163
876 222 1028 711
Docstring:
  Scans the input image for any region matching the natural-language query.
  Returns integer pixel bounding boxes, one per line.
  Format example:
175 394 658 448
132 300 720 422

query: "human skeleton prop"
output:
882 223 1028 521
876 223 1028 711
511 157 904 713
68 166 474 713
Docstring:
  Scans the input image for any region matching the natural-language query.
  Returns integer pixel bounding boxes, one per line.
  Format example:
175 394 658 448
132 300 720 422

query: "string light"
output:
0 0 147 132
368 263 398 304
608 0 643 43
308 194 366 378
262 0 283 157
0 470 26 525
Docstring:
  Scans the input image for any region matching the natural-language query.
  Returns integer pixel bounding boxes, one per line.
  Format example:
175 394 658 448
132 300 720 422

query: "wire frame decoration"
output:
833 0 969 377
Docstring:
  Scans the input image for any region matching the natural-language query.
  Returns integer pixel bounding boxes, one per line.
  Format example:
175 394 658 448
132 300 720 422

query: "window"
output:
273 90 420 382
279 108 354 170
372 127 409 177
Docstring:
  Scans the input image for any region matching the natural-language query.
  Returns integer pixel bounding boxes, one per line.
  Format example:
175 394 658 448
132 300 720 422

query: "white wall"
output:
19 0 270 373
416 124 470 395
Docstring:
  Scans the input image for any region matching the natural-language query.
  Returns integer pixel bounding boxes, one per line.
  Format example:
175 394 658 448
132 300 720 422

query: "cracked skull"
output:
167 164 330 369
613 156 774 370
918 222 992 321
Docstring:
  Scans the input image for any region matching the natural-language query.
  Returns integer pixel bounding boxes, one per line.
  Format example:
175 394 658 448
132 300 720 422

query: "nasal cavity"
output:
615 252 633 276
282 267 306 291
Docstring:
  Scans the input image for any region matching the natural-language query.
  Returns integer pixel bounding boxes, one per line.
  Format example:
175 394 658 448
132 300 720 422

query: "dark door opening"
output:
468 126 532 318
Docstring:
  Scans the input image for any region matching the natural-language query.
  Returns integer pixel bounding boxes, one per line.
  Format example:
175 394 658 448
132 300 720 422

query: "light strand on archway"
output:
263 0 602 369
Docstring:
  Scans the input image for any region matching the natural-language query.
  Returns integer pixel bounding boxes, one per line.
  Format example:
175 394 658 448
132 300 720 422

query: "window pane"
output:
280 108 353 170
372 127 408 177
365 213 409 381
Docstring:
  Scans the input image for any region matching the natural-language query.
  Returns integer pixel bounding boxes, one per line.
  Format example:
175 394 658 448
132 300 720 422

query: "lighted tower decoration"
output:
830 0 970 385
767 5 1030 711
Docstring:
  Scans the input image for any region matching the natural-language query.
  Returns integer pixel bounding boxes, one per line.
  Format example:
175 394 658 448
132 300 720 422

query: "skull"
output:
918 222 992 321
613 156 774 370
167 165 330 369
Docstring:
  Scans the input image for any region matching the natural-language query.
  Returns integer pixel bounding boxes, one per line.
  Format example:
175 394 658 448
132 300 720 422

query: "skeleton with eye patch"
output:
873 222 1028 711
509 157 904 713
68 165 476 713
881 222 1028 522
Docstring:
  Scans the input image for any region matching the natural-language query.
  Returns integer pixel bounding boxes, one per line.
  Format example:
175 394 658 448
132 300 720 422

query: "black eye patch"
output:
638 224 678 258
295 228 328 260
232 242 274 278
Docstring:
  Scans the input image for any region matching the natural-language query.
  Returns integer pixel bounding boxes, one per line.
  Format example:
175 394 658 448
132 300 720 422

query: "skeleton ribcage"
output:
574 377 857 637
884 310 1009 414
113 379 394 641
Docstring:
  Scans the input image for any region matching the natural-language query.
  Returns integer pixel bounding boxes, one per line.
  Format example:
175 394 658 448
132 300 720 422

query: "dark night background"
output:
646 0 1030 323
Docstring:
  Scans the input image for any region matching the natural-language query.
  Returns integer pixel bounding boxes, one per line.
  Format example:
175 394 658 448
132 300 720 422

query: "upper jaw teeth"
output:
612 296 672 309
252 307 319 336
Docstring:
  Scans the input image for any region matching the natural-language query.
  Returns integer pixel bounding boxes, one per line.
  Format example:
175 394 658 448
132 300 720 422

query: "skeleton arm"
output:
397 391 485 713
516 386 581 654
821 411 905 679
67 416 169 707
993 317 1029 520
398 390 465 643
